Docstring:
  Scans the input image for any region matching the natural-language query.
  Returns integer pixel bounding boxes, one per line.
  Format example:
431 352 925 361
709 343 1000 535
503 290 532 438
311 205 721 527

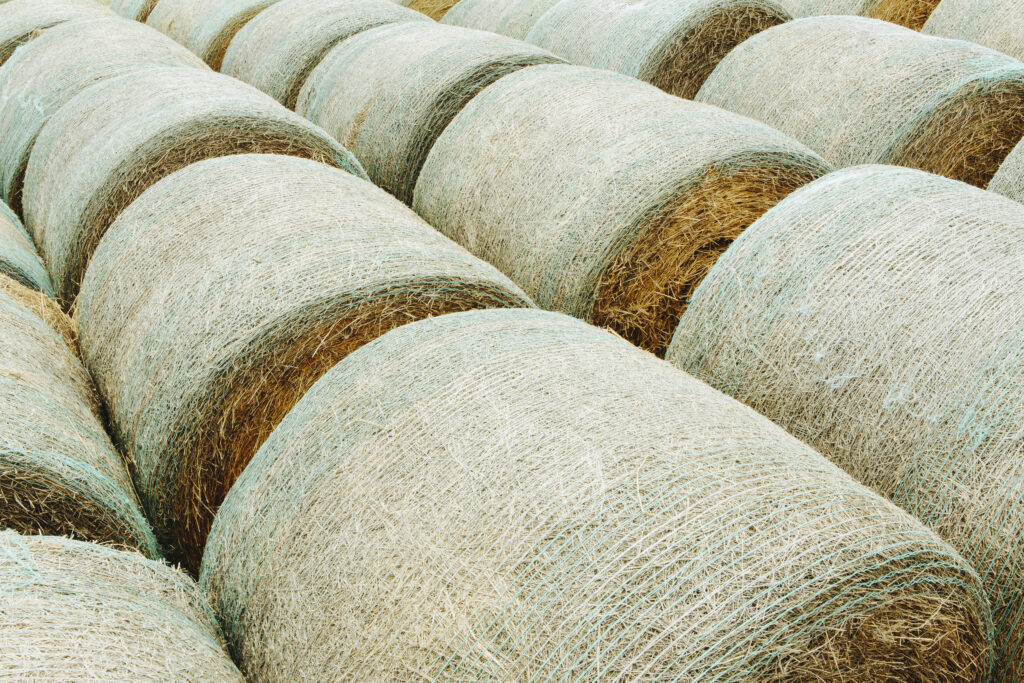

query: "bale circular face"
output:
0 0 108 67
988 137 1024 203
146 0 282 70
441 0 562 39
779 0 939 30
109 0 162 21
923 0 1023 58
0 201 51 296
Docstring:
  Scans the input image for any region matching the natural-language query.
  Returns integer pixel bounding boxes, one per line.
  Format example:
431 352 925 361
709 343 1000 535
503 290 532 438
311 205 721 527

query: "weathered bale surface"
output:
924 0 1023 60
0 200 50 296
441 0 561 39
146 0 281 70
779 0 938 29
0 292 157 556
203 308 992 682
0 0 107 66
0 532 243 680
523 0 790 99
668 165 1024 681
414 65 829 355
0 17 206 216
297 22 562 204
222 0 430 109
23 66 363 306
989 138 1024 202
697 16 1024 187
78 154 533 571
109 0 160 20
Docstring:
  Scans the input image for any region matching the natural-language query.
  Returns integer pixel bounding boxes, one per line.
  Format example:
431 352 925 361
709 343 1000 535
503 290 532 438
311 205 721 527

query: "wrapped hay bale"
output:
77 153 533 571
988 138 1024 203
23 66 364 306
696 16 1024 187
0 17 206 216
667 165 1024 681
0 0 107 66
414 64 830 355
222 0 431 109
778 0 938 30
109 0 160 20
522 0 791 99
0 200 51 296
441 0 562 39
924 0 1023 60
202 308 992 681
146 0 281 70
0 532 243 680
297 22 563 204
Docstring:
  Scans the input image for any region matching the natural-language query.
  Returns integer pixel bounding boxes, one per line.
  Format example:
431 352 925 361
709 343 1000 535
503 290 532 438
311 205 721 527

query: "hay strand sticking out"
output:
696 16 1024 187
0 200 51 296
202 308 992 681
23 66 364 307
778 0 939 30
667 164 1024 682
414 64 830 355
0 0 107 66
222 0 431 109
297 22 563 204
0 275 76 352
146 0 281 70
988 138 1024 203
924 0 1024 62
77 153 533 571
0 532 242 680
441 0 562 39
109 0 161 21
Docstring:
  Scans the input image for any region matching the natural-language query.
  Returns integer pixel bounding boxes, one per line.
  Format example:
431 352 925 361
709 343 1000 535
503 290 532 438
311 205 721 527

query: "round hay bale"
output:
988 138 1024 203
0 274 76 352
924 0 1023 60
441 0 561 39
23 66 364 307
202 307 992 681
222 0 431 110
109 0 160 20
0 532 242 680
0 0 107 67
413 64 830 355
146 0 281 70
0 17 207 216
0 291 158 556
667 164 1024 681
522 0 790 99
696 16 1024 188
778 0 938 30
297 23 563 204
0 200 51 296
77 153 533 571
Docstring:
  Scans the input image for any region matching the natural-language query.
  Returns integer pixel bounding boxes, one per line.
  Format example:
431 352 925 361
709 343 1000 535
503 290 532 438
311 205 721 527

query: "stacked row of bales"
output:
924 0 1023 60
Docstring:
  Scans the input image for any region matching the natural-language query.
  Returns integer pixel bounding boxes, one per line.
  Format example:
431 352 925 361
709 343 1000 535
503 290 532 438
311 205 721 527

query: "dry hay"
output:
779 0 939 29
414 65 829 356
222 0 430 110
522 0 790 99
394 0 458 20
297 22 563 205
0 199 51 297
697 16 1024 188
0 17 206 217
0 275 77 353
668 165 1024 682
0 0 107 66
146 0 281 70
202 307 992 681
441 0 562 39
988 138 1024 203
109 0 161 20
77 153 533 572
23 66 364 307
925 0 1024 61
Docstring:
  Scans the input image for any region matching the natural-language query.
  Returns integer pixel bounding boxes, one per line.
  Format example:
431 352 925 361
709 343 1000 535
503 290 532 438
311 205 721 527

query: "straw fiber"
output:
110 0 160 21
395 0 457 20
146 0 281 70
779 0 939 30
0 0 107 67
0 200 50 296
924 0 1024 61
989 138 1024 203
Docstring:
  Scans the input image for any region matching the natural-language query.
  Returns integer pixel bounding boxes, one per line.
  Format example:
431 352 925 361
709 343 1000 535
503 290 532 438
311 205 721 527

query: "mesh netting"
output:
109 0 161 20
441 0 562 39
146 0 282 70
778 0 939 29
989 138 1024 202
0 0 107 66
923 0 1024 61
0 199 51 296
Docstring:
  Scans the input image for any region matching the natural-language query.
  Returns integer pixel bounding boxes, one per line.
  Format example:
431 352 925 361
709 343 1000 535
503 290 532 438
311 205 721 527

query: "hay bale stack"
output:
988 138 1024 203
202 308 992 681
924 0 1023 60
414 65 829 355
0 200 51 296
522 0 790 99
23 67 363 307
667 165 1024 681
697 16 1024 188
0 532 243 680
0 0 107 66
0 17 206 216
222 0 431 110
109 0 160 20
77 153 533 571
297 23 563 204
441 0 561 39
778 0 938 30
146 0 281 70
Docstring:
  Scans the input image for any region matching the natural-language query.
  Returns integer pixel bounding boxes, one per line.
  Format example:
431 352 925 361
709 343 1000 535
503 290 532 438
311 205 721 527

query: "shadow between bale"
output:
441 0 562 39
109 0 162 21
924 0 1023 60
0 0 108 66
779 0 939 30
146 0 282 70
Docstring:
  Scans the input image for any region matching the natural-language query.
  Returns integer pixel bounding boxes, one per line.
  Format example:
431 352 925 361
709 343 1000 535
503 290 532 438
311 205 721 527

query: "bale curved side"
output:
145 0 280 69
441 0 561 39
109 0 161 20
667 165 1024 681
0 201 51 296
414 64 830 355
924 0 1023 60
0 0 107 66
988 138 1024 202
779 0 939 30
222 0 431 109
696 16 1024 187
202 308 991 681
23 66 364 307
297 22 563 204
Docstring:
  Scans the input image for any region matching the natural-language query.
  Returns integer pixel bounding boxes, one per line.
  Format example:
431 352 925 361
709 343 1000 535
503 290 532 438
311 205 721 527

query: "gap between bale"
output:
146 0 282 70
109 0 161 21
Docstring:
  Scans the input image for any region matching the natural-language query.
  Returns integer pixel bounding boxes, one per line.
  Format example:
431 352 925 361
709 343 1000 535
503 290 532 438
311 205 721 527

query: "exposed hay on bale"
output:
697 16 1024 188
925 0 1024 61
395 0 457 20
0 275 76 353
0 200 51 297
988 138 1024 203
0 17 206 216
202 307 992 681
441 0 561 39
778 0 939 30
0 0 107 67
668 164 1024 682
23 66 364 307
146 0 281 70
109 0 161 20
297 23 563 204
77 153 533 572
414 65 829 356
222 0 430 109
0 532 243 680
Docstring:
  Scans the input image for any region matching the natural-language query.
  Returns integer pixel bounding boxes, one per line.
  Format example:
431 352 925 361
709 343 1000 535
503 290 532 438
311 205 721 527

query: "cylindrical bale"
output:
0 532 243 680
202 307 992 681
109 0 160 20
667 165 1024 681
297 23 563 204
924 0 1024 61
222 0 431 110
696 16 1024 188
988 138 1024 203
778 0 939 30
0 17 207 216
0 0 107 66
0 200 51 296
23 66 364 307
414 65 830 355
78 153 533 571
0 275 76 352
523 0 790 99
441 0 561 39
146 0 281 70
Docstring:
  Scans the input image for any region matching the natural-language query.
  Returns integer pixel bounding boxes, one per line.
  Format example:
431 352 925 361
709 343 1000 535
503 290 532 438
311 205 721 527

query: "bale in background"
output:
0 200 51 296
441 0 561 39
145 0 281 70
203 308 992 681
109 0 160 20
778 0 938 30
668 165 1024 681
697 16 1024 187
222 0 430 110
988 138 1024 203
414 65 830 355
0 0 107 66
297 22 563 204
924 0 1023 60
23 66 364 306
